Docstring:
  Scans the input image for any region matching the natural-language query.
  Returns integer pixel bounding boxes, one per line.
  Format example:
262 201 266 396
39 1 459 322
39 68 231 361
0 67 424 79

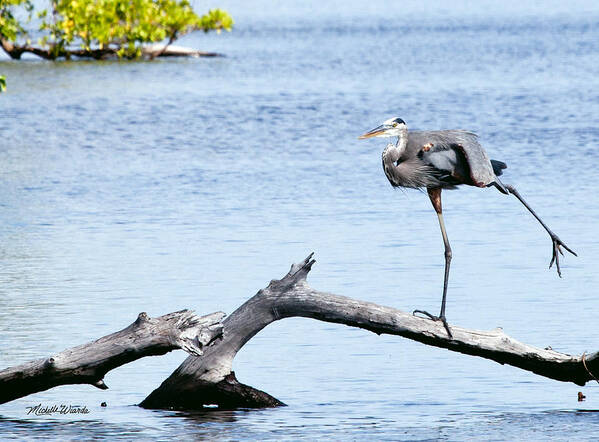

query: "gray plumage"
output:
381 129 507 192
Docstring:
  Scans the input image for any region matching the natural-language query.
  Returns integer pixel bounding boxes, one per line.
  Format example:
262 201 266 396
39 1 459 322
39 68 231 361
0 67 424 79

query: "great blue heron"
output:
359 117 576 337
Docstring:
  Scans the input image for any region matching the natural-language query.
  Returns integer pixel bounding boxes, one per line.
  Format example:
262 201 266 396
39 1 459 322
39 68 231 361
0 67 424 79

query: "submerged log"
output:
0 310 224 404
141 253 599 410
0 38 221 60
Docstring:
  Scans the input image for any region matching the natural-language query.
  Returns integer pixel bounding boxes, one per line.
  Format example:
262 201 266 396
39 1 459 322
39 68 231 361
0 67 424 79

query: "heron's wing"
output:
408 130 497 187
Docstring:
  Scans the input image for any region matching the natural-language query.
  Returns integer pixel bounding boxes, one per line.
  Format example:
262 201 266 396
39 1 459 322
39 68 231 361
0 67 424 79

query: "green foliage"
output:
1 0 232 59
199 8 233 33
0 74 6 92
0 0 33 41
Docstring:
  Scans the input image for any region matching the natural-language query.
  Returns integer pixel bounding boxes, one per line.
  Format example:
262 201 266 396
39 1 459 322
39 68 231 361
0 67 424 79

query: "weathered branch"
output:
1 38 51 60
141 253 599 410
0 310 225 404
0 38 221 60
2 254 594 410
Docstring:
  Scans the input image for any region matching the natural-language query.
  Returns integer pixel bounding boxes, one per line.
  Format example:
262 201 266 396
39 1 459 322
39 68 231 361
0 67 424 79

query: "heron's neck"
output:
396 127 408 152
384 128 408 163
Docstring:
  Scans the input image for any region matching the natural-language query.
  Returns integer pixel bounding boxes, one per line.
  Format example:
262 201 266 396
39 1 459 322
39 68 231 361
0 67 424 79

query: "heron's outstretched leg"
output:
413 188 453 338
504 184 577 277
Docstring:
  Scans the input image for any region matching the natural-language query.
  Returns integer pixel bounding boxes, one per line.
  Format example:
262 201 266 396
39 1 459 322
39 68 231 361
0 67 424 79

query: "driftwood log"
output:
142 43 220 58
0 39 220 60
0 310 224 404
1 254 597 409
140 253 599 410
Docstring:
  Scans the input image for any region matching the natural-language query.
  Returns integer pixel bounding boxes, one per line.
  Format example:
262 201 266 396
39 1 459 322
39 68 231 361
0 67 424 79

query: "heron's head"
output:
358 117 407 139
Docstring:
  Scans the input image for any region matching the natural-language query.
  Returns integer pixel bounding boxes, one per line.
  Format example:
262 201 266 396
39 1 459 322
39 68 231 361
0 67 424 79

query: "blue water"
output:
1 0 599 439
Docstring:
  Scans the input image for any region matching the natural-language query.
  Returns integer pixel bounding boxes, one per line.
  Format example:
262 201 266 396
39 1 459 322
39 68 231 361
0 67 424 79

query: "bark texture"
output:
0 310 224 404
141 253 599 410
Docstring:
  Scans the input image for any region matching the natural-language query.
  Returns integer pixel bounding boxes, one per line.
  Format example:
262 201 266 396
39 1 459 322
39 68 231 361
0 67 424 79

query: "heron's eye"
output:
392 123 398 127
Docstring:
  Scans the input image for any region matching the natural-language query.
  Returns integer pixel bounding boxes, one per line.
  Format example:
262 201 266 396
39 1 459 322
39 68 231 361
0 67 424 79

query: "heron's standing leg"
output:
413 187 453 338
504 184 577 277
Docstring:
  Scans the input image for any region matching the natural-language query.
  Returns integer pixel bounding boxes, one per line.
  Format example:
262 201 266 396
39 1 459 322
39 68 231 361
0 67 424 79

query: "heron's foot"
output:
412 309 453 338
548 233 577 278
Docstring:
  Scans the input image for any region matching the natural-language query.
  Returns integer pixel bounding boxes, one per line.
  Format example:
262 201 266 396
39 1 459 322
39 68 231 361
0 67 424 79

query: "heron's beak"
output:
358 124 392 139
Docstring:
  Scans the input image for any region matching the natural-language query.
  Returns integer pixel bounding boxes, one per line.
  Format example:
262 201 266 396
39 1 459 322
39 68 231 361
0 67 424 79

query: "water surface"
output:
1 0 599 439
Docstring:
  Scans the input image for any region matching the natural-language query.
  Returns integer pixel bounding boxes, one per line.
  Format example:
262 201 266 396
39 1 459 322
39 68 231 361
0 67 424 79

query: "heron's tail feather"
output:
490 159 507 176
